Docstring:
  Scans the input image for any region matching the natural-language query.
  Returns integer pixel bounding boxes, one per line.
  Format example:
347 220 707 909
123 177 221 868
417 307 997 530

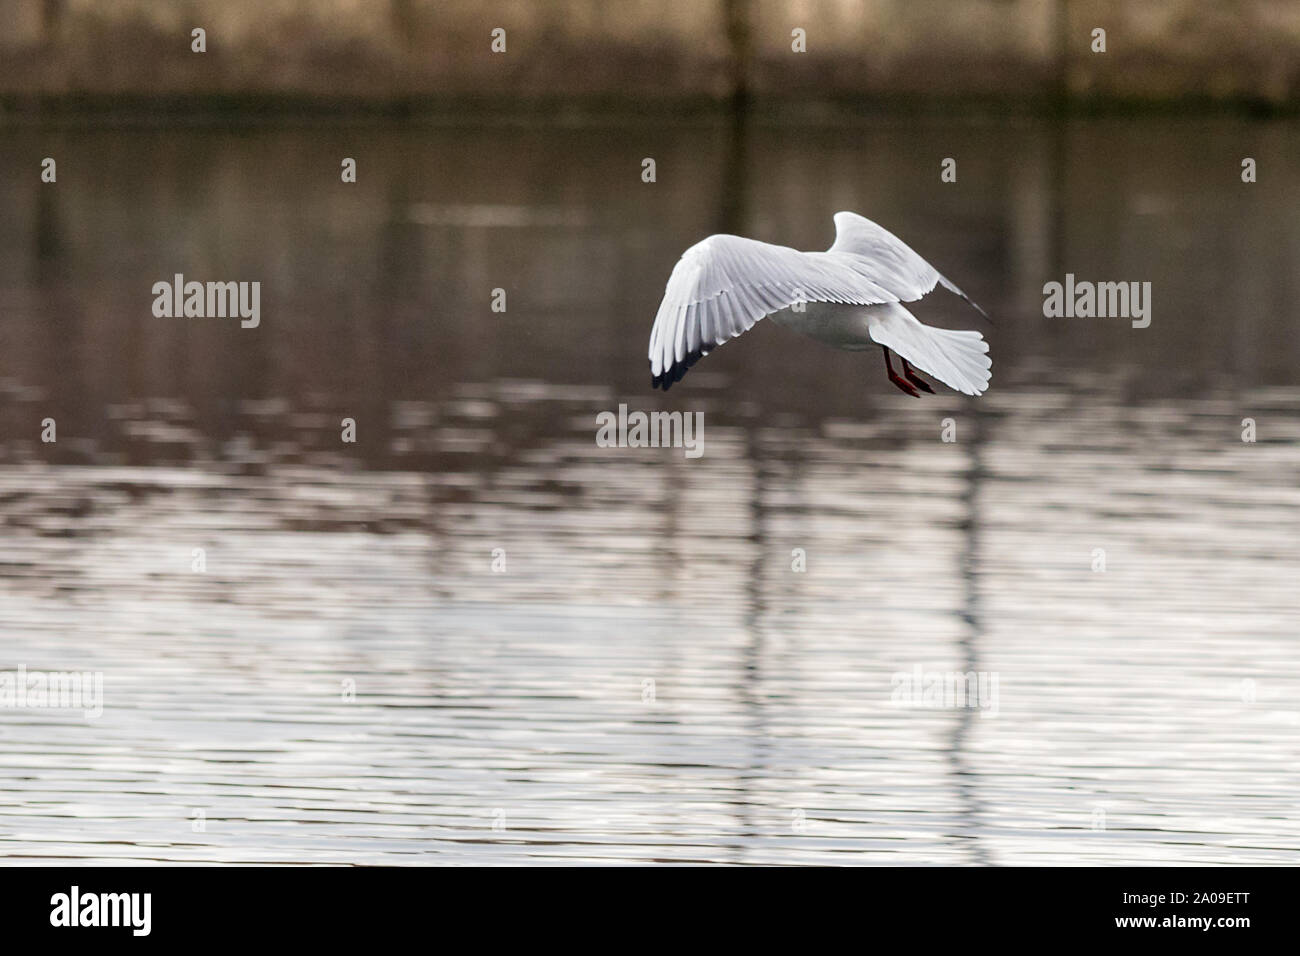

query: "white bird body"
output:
766 299 878 350
647 212 991 397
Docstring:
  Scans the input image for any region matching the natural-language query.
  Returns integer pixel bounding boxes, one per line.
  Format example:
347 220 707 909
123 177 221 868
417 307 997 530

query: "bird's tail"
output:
867 303 992 396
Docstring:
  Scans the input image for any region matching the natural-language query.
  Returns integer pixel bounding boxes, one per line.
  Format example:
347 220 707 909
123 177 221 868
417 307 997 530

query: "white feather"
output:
866 302 992 396
647 211 991 393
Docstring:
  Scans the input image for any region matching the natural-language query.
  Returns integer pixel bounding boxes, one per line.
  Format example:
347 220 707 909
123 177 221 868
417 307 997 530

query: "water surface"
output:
1 114 1298 864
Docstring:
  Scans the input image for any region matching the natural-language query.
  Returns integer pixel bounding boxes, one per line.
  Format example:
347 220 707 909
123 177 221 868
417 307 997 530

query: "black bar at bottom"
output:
0 865 1282 943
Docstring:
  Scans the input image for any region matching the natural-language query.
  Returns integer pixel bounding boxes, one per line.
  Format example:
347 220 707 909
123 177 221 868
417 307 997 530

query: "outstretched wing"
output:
648 233 898 390
828 211 987 318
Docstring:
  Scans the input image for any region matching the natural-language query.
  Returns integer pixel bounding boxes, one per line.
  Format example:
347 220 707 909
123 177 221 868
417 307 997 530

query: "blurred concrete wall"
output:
1 0 1297 106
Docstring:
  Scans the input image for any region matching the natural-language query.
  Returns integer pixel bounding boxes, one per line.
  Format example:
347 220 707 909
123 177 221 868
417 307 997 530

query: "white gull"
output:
648 211 991 397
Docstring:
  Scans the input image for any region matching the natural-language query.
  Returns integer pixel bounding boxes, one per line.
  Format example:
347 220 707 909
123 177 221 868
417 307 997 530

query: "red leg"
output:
882 346 920 398
902 358 935 394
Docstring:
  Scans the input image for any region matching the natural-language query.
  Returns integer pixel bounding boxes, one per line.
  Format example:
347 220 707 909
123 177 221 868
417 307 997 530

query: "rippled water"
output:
1 114 1298 864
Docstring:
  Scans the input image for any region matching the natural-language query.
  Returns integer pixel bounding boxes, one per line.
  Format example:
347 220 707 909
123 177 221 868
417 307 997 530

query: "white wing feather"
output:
828 211 987 317
647 212 989 391
648 234 900 388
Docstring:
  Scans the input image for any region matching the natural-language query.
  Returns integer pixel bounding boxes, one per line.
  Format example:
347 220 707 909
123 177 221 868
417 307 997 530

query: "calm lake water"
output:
1 114 1298 864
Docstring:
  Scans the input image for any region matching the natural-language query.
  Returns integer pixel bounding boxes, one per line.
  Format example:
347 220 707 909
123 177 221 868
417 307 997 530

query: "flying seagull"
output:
648 212 991 397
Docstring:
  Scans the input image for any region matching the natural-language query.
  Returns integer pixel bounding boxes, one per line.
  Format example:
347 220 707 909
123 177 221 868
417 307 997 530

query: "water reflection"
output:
0 115 1298 864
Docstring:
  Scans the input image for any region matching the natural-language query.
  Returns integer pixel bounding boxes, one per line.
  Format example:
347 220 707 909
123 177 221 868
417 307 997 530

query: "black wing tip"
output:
957 291 993 325
650 347 708 392
942 277 993 326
